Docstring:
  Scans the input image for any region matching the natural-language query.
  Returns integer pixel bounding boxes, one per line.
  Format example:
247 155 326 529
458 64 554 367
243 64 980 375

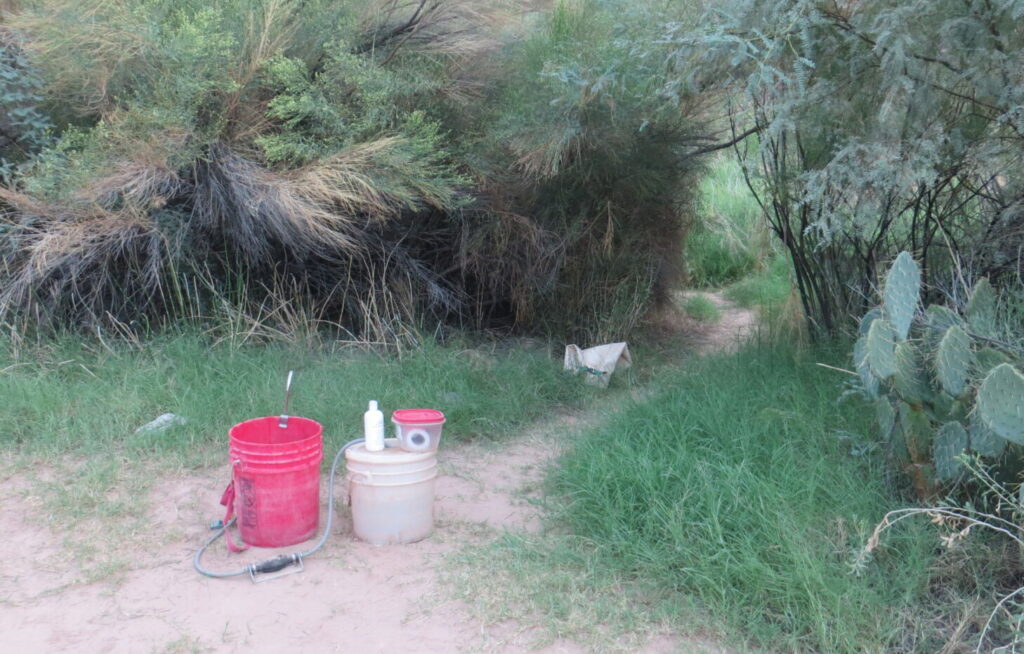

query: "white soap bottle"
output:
364 400 385 452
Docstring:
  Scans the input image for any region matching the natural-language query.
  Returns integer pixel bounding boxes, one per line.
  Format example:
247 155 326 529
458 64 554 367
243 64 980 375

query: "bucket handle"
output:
350 471 373 484
218 480 250 554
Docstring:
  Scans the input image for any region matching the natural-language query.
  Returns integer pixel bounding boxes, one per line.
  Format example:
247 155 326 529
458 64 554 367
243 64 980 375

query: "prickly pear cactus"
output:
922 305 962 353
975 347 1012 379
854 337 879 398
859 308 882 336
924 305 963 333
933 422 968 481
898 400 933 462
978 363 1024 445
966 278 998 338
866 318 898 379
893 342 929 405
853 251 1021 497
936 325 973 398
876 398 896 439
969 414 1007 459
883 252 920 340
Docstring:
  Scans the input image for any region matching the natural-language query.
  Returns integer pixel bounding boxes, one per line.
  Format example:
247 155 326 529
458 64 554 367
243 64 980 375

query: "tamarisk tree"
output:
663 0 1024 334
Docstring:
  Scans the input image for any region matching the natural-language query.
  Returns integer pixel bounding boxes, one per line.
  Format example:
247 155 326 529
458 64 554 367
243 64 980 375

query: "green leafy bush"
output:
0 26 51 181
0 0 470 338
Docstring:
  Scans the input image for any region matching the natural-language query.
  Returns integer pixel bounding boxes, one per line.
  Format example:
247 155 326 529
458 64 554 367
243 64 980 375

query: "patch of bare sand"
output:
1 432 684 652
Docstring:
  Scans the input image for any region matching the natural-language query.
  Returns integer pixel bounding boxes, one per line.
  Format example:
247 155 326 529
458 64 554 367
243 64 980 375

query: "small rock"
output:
135 413 187 434
440 391 465 407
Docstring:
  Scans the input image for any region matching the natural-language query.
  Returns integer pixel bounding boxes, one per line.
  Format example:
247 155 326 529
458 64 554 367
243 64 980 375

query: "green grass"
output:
724 254 793 312
0 333 590 464
539 342 939 653
683 294 722 323
686 154 767 287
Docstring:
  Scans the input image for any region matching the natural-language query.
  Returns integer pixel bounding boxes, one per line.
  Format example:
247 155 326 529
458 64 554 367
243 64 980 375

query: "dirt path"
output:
677 291 757 355
1 294 751 654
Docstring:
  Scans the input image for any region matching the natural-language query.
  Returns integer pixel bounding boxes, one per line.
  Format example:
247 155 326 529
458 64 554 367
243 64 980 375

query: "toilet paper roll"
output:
401 428 432 452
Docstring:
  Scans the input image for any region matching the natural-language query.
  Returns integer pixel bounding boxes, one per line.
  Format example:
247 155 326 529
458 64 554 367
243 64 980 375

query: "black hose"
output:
193 437 365 578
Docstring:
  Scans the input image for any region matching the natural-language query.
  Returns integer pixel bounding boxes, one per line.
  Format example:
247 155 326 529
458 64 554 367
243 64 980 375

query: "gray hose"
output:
193 437 365 578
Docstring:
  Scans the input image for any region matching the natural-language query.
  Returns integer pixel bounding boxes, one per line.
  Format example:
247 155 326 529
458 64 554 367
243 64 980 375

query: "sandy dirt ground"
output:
1 294 750 654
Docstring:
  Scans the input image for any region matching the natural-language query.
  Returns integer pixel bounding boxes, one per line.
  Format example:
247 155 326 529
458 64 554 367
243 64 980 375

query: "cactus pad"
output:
922 305 963 353
866 318 898 379
898 400 932 463
975 347 1013 380
893 342 928 404
876 398 895 439
966 277 998 338
859 307 882 337
933 422 968 481
978 363 1024 445
969 414 1007 458
883 251 920 340
854 336 879 397
891 431 911 465
936 325 973 398
924 305 962 332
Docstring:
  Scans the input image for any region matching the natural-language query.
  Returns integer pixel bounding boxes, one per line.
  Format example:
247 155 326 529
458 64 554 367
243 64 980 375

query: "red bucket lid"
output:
392 408 445 425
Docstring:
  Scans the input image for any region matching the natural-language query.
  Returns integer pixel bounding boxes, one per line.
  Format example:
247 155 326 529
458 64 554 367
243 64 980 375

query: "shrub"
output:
0 0 473 338
0 24 51 181
456 0 705 342
662 0 1024 335
0 0 706 343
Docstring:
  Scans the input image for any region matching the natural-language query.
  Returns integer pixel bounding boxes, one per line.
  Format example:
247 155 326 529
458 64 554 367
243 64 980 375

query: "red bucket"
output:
228 416 323 547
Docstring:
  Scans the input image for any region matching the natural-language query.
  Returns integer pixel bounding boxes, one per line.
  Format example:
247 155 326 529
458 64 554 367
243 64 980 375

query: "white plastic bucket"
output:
344 439 437 544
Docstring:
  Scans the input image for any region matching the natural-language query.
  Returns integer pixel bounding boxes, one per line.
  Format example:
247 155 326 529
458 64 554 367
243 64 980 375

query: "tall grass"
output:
686 154 767 287
547 343 939 652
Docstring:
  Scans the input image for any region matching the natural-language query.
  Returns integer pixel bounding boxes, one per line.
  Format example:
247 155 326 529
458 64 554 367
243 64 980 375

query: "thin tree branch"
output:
688 124 762 157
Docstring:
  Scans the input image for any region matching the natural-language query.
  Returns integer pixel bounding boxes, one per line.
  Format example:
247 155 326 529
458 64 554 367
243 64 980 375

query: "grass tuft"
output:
724 254 793 311
683 294 721 323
